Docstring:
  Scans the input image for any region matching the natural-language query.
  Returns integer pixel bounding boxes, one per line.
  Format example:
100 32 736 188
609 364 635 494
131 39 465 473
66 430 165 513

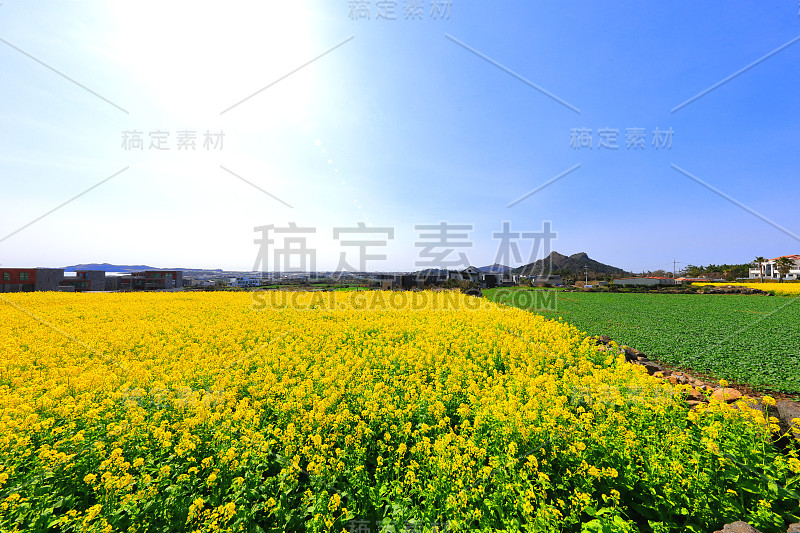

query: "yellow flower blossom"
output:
0 290 797 531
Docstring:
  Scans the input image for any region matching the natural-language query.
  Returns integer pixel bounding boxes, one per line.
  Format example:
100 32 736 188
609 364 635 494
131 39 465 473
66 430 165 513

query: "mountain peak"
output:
512 251 626 276
569 252 589 260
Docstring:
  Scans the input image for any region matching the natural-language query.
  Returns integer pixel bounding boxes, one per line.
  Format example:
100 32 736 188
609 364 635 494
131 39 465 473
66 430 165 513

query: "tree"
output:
775 256 795 282
726 264 750 280
683 264 703 278
753 256 766 283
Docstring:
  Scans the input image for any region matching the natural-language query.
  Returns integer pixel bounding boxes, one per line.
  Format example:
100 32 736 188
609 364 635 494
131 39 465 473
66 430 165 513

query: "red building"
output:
0 268 64 292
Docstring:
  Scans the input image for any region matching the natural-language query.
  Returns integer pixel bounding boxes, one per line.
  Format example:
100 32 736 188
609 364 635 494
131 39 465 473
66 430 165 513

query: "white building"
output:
749 255 800 280
229 277 261 288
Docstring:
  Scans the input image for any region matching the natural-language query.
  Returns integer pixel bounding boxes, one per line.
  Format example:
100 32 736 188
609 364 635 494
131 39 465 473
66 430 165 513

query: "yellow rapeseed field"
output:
694 282 800 297
0 291 798 532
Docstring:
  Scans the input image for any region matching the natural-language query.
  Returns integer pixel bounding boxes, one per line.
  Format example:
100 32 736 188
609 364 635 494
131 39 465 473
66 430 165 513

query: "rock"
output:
669 374 688 385
686 388 705 402
786 523 800 533
777 400 800 437
623 346 641 362
640 361 665 376
777 400 800 424
636 355 648 362
711 388 742 403
654 371 665 379
712 521 762 533
598 335 611 344
686 400 704 408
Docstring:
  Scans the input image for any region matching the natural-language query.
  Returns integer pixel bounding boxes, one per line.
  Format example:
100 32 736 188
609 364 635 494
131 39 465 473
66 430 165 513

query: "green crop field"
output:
484 289 800 394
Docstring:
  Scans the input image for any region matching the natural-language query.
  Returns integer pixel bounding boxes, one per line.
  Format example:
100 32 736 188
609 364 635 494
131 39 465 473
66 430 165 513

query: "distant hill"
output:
478 264 511 273
63 263 157 273
63 263 226 273
413 268 451 277
512 252 627 277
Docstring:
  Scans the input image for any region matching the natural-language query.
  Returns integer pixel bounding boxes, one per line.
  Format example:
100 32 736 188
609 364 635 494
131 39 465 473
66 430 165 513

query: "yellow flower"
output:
4 289 797 532
328 493 341 512
85 504 102 523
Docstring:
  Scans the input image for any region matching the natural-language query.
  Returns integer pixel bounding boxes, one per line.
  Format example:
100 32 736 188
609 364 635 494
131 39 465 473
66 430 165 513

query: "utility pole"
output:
584 265 588 284
673 260 681 279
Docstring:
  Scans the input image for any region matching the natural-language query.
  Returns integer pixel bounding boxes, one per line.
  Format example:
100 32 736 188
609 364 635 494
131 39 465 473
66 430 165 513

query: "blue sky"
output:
1 1 798 272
